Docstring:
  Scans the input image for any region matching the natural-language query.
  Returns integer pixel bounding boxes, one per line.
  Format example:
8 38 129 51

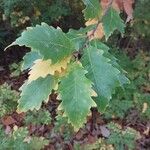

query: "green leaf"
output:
54 112 74 140
102 7 125 40
95 96 110 113
0 83 18 117
82 0 102 20
25 109 51 125
18 75 55 112
81 45 122 111
22 51 42 71
58 63 96 130
67 26 94 50
28 137 49 150
0 126 48 150
7 23 75 63
107 123 138 150
90 40 130 87
88 42 129 112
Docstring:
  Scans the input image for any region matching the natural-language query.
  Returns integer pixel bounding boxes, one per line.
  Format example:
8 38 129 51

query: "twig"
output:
74 0 114 59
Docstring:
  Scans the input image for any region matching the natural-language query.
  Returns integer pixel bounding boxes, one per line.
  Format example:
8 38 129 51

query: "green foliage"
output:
54 112 74 140
18 75 56 112
1 1 149 149
120 51 150 119
81 41 129 112
133 0 150 38
66 26 94 50
25 109 51 125
6 0 129 130
0 0 70 28
102 7 125 40
0 83 18 117
0 126 48 150
106 123 139 150
9 62 22 77
74 140 102 150
81 45 121 111
104 94 133 119
58 63 96 130
103 50 150 120
82 0 102 20
8 23 75 63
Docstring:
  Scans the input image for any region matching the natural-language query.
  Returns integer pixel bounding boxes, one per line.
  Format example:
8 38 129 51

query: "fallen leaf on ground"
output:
2 116 16 126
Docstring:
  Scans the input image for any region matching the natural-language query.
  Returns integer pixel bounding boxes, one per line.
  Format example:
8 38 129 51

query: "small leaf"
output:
107 122 139 150
58 63 96 130
28 137 49 150
0 126 48 150
102 7 125 40
18 75 56 112
82 0 102 20
25 109 51 125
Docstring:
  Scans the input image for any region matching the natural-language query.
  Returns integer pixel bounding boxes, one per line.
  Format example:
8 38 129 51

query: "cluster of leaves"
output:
53 112 74 141
0 126 48 150
25 109 51 125
106 123 139 150
9 62 22 77
103 50 150 120
0 1 149 149
0 83 18 117
133 0 150 38
6 0 132 131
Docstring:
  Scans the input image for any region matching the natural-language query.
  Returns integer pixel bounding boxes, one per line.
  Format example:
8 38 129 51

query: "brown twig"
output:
73 0 114 59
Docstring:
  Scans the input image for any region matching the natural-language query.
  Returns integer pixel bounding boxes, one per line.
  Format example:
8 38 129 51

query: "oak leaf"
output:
101 0 134 22
28 57 71 82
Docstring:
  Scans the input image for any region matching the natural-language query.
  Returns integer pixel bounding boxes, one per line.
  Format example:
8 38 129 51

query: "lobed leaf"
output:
58 63 96 130
7 23 75 63
102 7 125 40
28 56 71 82
81 45 125 111
82 45 120 99
18 75 56 112
82 0 102 20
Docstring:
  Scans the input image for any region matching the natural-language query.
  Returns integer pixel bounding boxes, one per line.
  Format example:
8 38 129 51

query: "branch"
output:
73 0 114 59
